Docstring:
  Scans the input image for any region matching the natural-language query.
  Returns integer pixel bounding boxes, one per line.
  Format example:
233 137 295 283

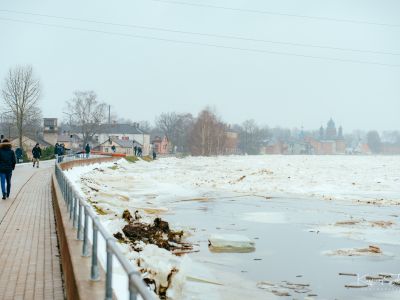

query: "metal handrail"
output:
54 155 155 300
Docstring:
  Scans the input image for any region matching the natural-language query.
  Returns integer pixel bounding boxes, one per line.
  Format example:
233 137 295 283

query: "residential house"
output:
354 142 371 155
11 136 51 159
57 133 82 150
382 143 400 155
95 139 138 155
151 136 170 154
92 123 150 155
260 140 287 155
225 130 240 155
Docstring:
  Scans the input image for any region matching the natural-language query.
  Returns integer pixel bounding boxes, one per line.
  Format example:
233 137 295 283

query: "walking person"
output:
57 143 64 162
152 149 157 160
15 147 23 163
32 143 41 168
85 143 91 158
54 143 60 162
0 139 16 199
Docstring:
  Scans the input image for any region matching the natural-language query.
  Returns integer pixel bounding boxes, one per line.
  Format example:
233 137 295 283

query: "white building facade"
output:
92 124 151 156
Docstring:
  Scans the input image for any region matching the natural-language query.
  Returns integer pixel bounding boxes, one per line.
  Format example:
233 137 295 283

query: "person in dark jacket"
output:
0 139 16 199
85 143 91 158
15 147 23 163
54 143 59 155
32 143 42 168
54 143 60 162
57 143 64 162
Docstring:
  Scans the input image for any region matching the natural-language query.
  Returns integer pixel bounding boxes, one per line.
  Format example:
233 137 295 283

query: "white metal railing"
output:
54 154 155 300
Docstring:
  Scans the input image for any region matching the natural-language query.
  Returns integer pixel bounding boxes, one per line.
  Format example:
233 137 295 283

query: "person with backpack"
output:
0 139 16 199
32 143 42 168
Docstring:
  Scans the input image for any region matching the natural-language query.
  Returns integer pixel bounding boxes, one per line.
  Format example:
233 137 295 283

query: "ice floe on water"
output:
241 211 287 224
208 234 255 252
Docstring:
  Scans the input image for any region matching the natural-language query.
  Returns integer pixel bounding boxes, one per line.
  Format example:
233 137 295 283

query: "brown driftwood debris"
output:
116 210 192 253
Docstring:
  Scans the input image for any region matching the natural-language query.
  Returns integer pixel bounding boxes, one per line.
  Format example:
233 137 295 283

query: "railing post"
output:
128 272 139 300
65 177 69 205
64 175 68 200
69 186 74 219
73 194 78 228
82 207 90 256
105 238 114 300
62 174 66 201
77 201 83 240
61 174 65 198
91 219 100 281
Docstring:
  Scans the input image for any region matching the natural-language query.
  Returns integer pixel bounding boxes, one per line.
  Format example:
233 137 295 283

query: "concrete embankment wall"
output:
52 156 120 299
59 156 119 171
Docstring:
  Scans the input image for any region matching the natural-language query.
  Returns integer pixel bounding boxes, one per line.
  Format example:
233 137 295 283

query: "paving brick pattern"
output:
0 167 64 300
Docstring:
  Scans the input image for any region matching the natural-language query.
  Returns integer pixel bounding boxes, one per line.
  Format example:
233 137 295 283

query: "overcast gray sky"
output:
0 0 399 132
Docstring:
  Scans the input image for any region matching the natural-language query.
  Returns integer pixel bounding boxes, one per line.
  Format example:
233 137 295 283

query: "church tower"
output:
325 118 337 140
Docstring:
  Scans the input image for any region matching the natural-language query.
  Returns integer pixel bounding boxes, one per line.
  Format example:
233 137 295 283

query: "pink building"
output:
152 136 170 154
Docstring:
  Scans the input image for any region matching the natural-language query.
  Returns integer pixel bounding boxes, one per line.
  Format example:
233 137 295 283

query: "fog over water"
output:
0 0 399 130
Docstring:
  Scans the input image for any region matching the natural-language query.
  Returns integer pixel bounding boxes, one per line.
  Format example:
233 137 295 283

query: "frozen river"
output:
65 155 400 299
166 194 400 299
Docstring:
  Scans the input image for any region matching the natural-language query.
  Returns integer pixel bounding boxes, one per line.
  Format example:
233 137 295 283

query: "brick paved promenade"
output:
0 162 64 300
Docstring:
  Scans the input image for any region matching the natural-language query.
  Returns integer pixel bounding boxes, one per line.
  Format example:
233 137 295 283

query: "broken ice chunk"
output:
208 234 255 253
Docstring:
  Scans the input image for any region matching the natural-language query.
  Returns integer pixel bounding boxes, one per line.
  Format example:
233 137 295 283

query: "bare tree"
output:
155 112 194 153
175 113 194 153
367 130 382 154
1 65 42 147
155 112 180 146
190 108 226 156
237 119 270 154
66 91 107 145
138 120 152 133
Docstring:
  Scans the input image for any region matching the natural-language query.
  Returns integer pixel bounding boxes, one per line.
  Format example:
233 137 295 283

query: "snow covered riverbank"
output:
64 155 400 299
